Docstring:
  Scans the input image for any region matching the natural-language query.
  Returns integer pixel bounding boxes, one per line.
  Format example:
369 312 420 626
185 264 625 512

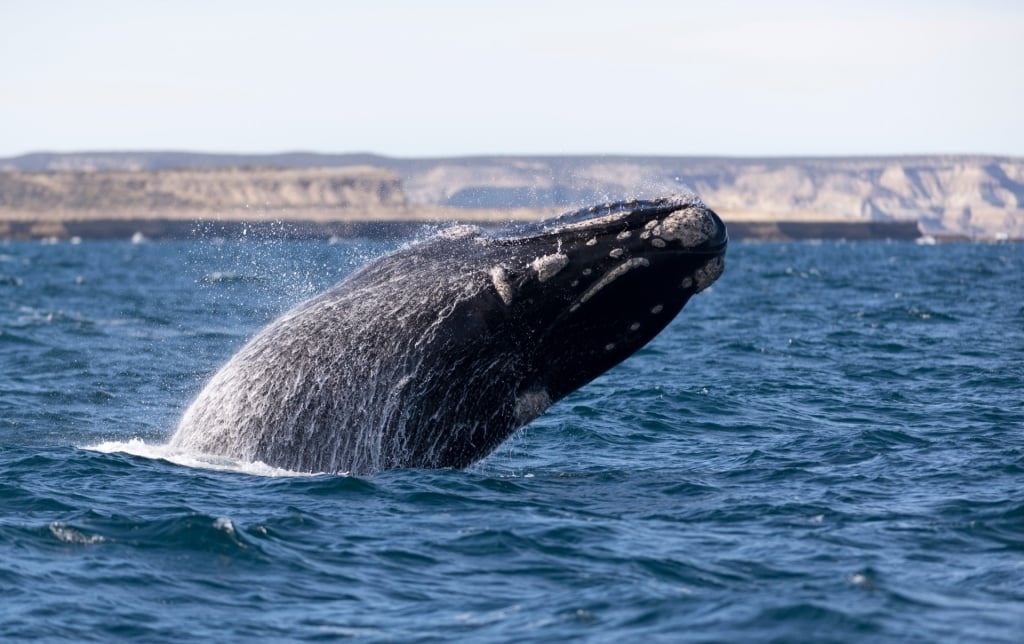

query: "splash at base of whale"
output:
170 195 728 475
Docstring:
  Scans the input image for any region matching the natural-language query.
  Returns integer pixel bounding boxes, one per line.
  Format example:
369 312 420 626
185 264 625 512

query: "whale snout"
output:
639 202 727 292
695 208 729 251
634 196 728 253
537 193 726 250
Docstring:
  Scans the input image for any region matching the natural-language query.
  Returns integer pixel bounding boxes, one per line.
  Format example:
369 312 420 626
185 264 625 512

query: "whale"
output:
170 194 727 474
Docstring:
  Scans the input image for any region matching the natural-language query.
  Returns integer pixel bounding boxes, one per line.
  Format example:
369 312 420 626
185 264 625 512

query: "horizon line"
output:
2 149 1022 163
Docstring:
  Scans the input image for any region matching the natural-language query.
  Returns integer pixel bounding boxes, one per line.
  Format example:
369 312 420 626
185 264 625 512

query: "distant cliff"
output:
0 166 405 218
393 156 1023 238
1 152 1022 238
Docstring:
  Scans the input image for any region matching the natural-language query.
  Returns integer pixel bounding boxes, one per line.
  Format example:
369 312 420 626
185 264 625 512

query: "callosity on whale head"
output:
170 194 726 474
487 194 727 408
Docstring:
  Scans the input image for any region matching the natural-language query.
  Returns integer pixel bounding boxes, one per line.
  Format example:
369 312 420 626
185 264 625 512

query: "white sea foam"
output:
85 438 324 478
49 522 106 545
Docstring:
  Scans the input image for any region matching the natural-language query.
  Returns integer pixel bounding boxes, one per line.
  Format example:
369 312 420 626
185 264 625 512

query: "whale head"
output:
477 194 727 413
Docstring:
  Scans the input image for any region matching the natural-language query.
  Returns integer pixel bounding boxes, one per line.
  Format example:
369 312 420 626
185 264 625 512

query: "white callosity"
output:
529 253 570 282
694 256 725 292
489 265 515 305
647 208 718 247
559 212 633 232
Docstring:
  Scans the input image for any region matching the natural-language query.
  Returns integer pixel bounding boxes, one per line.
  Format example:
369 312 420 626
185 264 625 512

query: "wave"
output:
84 438 323 478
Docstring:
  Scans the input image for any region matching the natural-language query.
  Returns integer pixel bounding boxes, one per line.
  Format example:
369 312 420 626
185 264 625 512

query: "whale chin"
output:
171 194 727 474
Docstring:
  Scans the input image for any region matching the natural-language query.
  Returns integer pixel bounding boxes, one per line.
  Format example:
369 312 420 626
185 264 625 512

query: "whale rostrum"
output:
170 194 728 474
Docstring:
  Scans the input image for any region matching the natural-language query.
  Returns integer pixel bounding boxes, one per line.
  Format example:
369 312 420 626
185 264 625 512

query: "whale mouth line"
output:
569 257 651 313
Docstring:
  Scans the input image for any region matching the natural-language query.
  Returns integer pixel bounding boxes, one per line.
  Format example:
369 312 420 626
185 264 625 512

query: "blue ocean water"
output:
1 237 1022 642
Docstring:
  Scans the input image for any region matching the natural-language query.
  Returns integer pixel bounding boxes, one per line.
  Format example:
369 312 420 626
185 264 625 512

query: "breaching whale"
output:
170 194 727 474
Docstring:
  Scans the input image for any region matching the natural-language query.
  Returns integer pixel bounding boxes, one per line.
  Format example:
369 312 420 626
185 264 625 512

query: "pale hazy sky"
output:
2 0 1022 158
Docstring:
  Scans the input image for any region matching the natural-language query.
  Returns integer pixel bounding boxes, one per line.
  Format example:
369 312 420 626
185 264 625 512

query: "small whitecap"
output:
214 517 236 535
86 438 321 478
49 522 105 545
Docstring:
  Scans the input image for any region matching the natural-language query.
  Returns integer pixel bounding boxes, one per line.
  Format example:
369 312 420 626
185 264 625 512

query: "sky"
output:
2 0 1023 158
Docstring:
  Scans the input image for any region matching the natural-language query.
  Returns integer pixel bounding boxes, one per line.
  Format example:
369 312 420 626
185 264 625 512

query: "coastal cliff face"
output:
397 156 1024 238
1 153 1022 238
0 166 406 218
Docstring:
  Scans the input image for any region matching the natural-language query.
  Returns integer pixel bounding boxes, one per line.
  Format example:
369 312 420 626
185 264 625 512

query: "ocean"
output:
1 236 1022 642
